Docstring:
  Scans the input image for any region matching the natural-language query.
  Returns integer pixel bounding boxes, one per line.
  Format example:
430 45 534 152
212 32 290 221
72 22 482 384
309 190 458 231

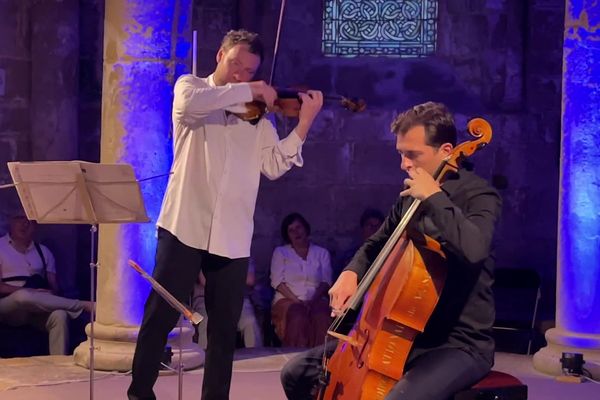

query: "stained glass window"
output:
323 0 438 57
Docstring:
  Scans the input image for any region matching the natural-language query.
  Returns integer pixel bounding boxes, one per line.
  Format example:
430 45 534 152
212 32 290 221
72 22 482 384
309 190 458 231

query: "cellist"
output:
281 102 502 400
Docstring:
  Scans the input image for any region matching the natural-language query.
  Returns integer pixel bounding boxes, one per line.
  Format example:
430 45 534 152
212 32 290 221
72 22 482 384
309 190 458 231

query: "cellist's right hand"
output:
328 270 358 317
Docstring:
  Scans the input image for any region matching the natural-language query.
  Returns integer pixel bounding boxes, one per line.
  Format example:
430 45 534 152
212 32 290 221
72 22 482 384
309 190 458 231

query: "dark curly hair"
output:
359 208 384 228
390 101 457 147
280 212 311 244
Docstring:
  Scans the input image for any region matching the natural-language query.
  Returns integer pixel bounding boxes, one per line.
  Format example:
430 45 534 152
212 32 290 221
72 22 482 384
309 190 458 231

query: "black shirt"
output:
345 169 502 364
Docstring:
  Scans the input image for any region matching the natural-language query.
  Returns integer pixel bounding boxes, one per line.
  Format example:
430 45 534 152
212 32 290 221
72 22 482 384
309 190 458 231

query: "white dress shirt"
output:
270 244 332 303
0 234 56 287
157 74 304 259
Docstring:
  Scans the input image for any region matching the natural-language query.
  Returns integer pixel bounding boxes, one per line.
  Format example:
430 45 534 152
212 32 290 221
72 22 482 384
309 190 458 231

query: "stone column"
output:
533 1 600 379
74 0 204 371
30 0 79 294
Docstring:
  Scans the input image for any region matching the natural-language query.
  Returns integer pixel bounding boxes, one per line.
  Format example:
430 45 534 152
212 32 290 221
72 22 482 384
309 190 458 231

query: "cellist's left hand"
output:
400 167 442 201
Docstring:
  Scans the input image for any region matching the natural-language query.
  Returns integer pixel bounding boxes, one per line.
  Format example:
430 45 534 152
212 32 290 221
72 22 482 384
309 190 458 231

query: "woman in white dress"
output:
270 213 332 347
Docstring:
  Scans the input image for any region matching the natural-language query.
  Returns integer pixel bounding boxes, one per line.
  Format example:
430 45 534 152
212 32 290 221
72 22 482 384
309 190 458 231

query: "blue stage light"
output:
558 0 600 337
103 0 191 322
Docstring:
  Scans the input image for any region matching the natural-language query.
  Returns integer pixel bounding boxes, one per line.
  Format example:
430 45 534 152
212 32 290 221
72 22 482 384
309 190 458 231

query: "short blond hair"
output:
220 29 263 61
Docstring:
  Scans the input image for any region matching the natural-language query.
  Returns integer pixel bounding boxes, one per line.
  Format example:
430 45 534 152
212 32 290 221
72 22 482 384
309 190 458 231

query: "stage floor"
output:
0 348 597 399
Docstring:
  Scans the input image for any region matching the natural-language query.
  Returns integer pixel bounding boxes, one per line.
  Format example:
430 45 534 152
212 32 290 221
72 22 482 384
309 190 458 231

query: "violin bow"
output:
128 259 203 325
269 0 287 86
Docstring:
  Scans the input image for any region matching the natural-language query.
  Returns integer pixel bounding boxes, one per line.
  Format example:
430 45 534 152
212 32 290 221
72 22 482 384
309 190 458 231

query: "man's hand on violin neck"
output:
298 90 323 124
328 270 358 317
294 90 323 141
248 80 277 109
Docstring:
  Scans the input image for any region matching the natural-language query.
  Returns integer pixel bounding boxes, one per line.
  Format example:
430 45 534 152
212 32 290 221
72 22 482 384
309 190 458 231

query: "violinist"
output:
281 102 502 400
127 29 322 400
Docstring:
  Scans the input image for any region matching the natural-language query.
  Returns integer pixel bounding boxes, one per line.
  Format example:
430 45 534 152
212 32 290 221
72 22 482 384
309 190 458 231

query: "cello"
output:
318 118 493 400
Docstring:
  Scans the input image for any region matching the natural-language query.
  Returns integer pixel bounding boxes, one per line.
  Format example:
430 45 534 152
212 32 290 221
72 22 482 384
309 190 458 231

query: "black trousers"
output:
281 339 492 400
128 228 248 400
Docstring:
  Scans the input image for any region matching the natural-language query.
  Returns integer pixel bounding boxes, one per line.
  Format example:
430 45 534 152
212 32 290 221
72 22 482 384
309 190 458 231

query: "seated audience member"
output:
270 212 332 347
192 258 263 348
335 207 385 278
0 210 93 355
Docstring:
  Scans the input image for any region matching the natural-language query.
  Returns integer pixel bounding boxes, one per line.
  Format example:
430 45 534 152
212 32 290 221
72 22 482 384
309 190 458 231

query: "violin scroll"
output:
340 96 367 113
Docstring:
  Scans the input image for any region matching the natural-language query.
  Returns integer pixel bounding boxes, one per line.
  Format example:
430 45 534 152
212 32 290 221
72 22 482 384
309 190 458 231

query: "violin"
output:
233 88 366 124
232 0 365 125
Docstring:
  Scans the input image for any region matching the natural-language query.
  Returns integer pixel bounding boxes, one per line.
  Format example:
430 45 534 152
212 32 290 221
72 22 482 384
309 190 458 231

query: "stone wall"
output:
0 0 565 319
212 0 564 321
0 0 32 219
0 0 104 296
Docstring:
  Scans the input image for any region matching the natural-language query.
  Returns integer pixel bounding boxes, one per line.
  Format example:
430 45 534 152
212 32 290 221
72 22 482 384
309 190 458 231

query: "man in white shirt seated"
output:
127 29 323 400
0 210 93 355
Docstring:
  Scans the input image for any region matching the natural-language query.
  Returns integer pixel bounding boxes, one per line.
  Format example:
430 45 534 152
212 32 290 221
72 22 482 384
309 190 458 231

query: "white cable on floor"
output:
582 369 600 385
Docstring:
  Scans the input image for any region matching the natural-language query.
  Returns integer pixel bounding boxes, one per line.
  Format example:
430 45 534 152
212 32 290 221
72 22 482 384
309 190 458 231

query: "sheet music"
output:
7 161 149 224
80 162 149 223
